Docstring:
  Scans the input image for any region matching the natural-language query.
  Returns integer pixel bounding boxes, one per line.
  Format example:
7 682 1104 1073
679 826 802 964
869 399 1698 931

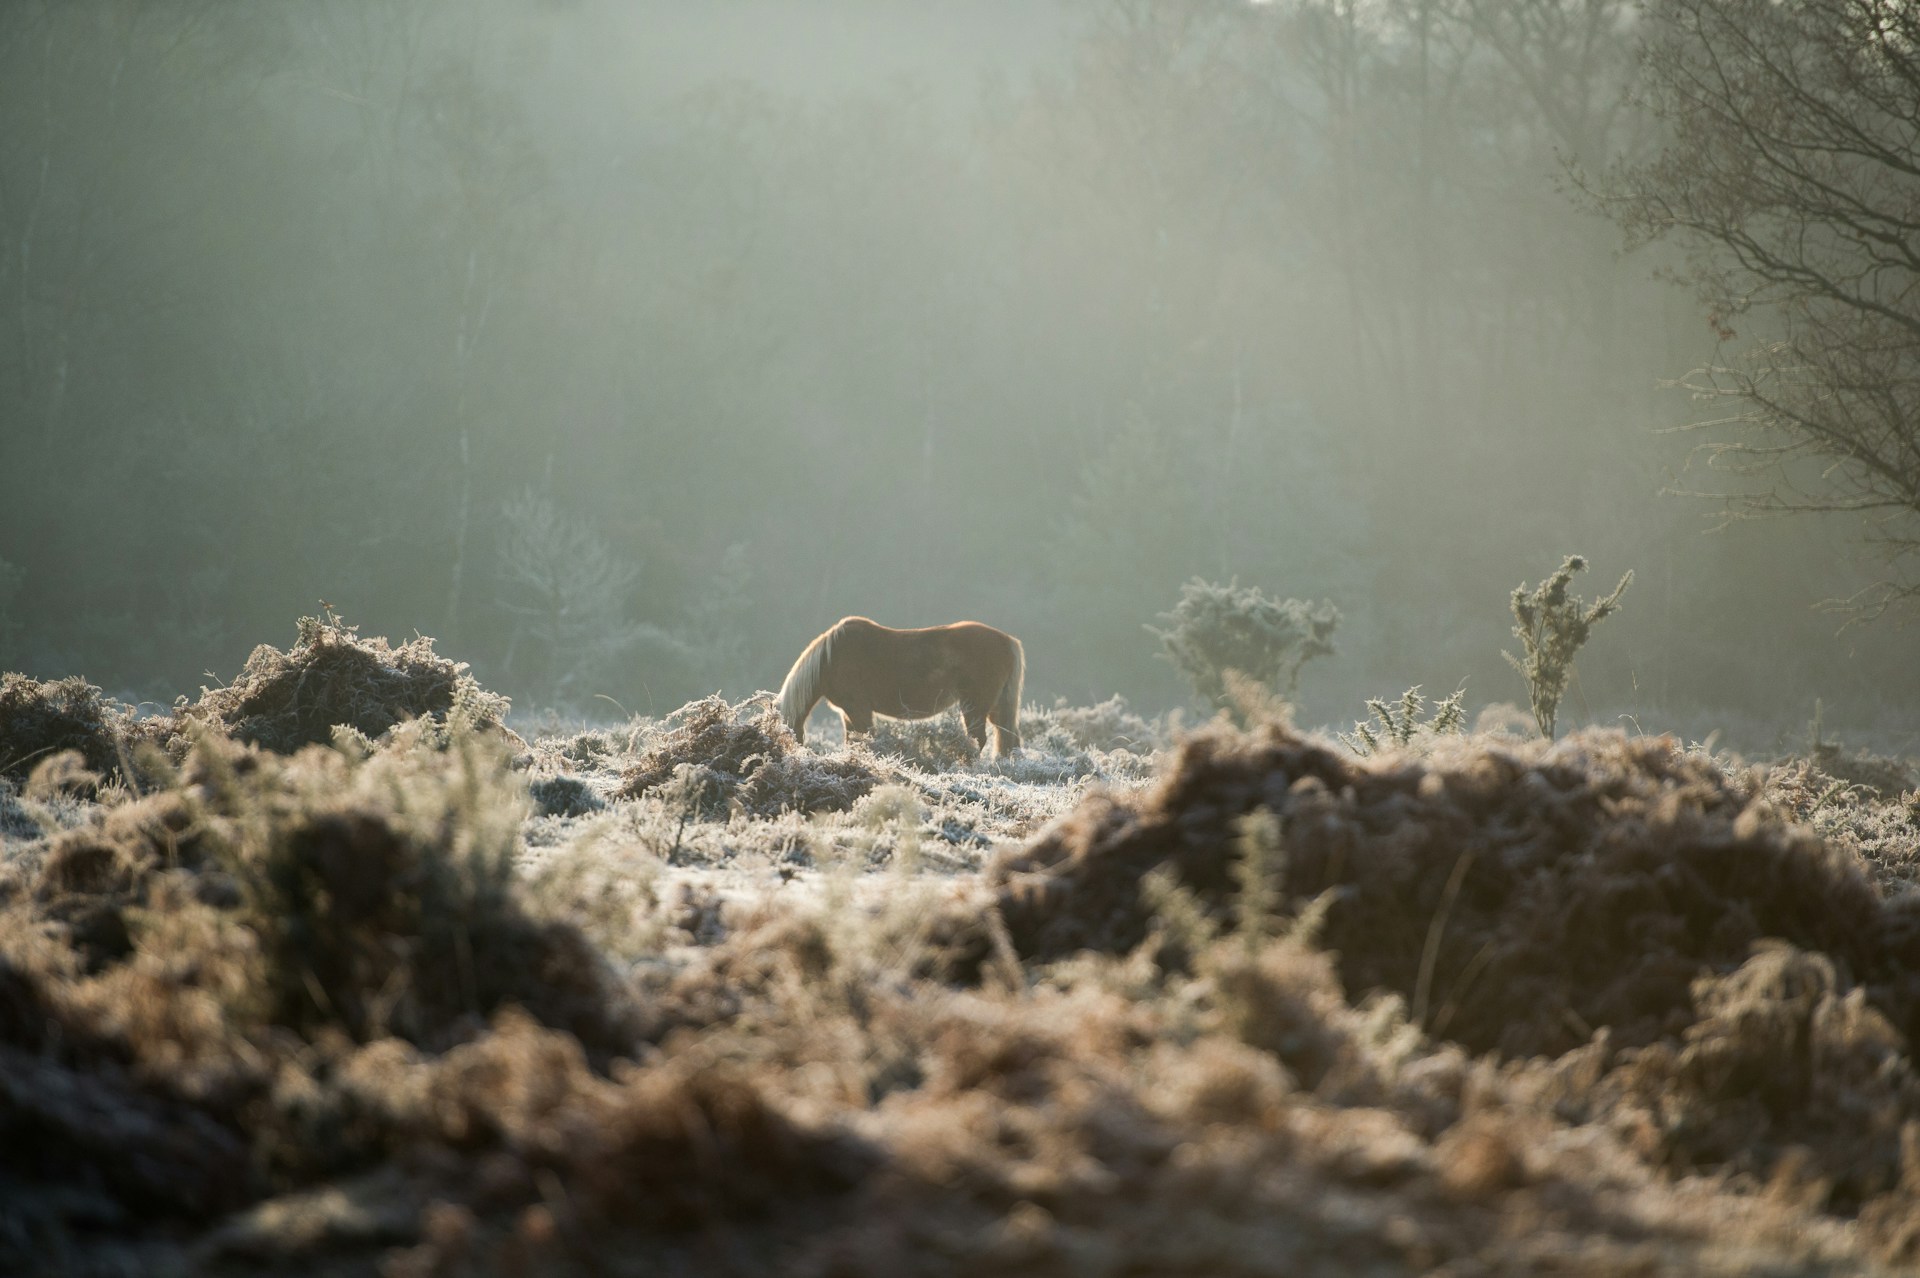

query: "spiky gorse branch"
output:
1138 805 1331 970
1503 556 1631 740
1338 685 1466 756
1232 807 1283 954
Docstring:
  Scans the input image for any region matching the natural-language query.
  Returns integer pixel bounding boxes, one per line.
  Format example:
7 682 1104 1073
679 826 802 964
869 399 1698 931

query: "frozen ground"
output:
6 648 1920 1274
509 695 1166 960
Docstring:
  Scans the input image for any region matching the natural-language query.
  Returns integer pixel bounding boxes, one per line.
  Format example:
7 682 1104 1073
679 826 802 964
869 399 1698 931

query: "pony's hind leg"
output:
986 641 1024 758
960 704 990 753
986 688 1022 757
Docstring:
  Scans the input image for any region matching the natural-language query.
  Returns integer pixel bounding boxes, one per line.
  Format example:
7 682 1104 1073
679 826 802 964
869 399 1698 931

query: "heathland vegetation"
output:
2 601 1918 1274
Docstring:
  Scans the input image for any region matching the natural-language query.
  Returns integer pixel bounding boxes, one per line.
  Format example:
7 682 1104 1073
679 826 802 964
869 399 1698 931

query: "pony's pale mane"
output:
777 624 835 733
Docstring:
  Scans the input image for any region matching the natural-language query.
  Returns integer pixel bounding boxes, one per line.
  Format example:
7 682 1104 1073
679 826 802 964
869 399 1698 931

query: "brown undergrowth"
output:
976 723 1906 1056
174 613 513 754
0 726 866 1276
2 614 516 796
941 720 1920 1248
0 672 169 785
616 693 885 816
2 689 1917 1274
1767 749 1920 893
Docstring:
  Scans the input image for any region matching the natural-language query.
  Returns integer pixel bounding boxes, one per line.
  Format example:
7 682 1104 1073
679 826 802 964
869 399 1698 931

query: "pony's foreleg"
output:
787 694 821 745
835 702 874 740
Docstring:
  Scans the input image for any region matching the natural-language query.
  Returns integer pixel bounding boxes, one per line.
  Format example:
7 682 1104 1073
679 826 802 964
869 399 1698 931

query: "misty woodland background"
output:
1 0 1915 740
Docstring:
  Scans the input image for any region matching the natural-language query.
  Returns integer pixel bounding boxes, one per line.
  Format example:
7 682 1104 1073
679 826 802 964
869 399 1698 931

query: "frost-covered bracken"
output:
2 641 1918 1274
173 613 514 755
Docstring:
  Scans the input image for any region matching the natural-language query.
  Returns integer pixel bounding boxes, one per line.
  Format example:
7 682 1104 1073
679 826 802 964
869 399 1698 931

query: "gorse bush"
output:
1503 555 1631 739
1148 578 1339 717
1338 685 1466 755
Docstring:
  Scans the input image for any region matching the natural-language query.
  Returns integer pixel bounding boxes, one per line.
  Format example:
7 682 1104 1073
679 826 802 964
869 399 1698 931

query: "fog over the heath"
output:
0 0 1911 744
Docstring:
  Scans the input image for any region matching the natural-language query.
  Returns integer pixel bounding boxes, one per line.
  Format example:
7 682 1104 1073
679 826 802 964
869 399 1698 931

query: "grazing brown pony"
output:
777 616 1024 757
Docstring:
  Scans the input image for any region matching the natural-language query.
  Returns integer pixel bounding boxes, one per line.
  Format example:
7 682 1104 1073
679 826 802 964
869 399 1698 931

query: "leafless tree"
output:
1594 0 1920 613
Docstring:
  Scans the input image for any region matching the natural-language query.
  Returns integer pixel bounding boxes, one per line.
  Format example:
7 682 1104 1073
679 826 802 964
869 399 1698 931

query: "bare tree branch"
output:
1589 0 1920 609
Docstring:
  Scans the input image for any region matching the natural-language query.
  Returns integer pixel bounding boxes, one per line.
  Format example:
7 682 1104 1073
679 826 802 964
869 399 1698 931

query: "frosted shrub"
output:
1339 685 1466 755
1503 555 1631 739
1147 578 1339 717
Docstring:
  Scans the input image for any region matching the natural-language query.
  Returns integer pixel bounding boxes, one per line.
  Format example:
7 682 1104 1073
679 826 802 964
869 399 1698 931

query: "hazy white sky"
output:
550 1 1074 99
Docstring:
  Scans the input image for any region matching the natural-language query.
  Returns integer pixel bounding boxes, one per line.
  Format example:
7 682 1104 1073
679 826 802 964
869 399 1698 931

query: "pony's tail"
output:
777 626 834 744
990 636 1025 755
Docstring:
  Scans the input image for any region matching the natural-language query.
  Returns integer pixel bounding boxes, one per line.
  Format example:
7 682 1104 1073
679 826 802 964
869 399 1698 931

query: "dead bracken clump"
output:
617 694 883 816
936 719 1920 1234
0 673 139 781
182 733 628 1053
174 613 510 755
183 1012 872 1273
978 722 1906 1061
735 750 890 817
27 780 208 971
527 772 604 818
1762 752 1920 894
1041 694 1164 753
0 778 35 841
398 1018 869 1222
867 714 982 770
1589 942 1920 1211
0 724 667 1272
1805 739 1916 799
